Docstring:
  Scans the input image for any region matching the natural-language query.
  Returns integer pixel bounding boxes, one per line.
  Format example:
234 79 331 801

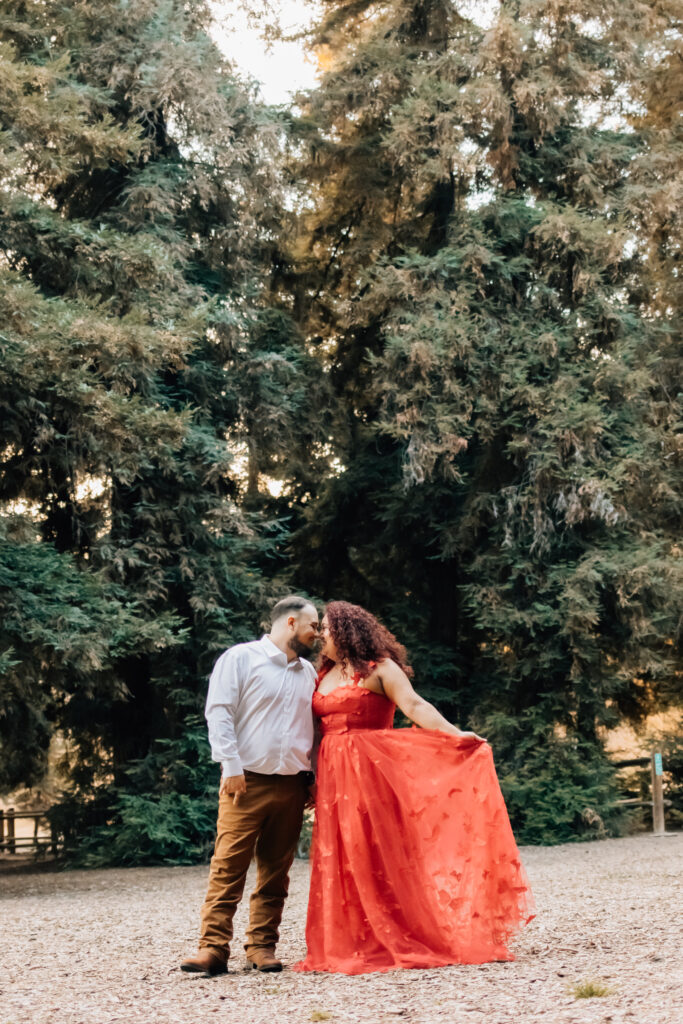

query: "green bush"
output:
74 790 217 867
481 710 623 845
53 717 220 867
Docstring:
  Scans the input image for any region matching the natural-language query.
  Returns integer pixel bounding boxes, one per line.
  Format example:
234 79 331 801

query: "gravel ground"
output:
1 834 681 1024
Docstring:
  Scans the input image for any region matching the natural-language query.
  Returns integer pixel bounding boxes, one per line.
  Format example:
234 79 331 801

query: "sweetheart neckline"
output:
315 683 386 700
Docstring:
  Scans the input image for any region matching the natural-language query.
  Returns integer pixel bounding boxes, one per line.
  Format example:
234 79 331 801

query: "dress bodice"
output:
313 669 395 735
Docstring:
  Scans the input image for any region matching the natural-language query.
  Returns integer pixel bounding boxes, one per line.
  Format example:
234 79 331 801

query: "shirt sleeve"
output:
205 648 245 778
303 660 319 773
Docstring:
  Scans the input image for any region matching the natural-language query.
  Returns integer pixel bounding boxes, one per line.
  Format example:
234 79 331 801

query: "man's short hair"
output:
270 595 314 625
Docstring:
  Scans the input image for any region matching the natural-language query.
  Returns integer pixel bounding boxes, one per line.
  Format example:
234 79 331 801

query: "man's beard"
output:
290 634 318 658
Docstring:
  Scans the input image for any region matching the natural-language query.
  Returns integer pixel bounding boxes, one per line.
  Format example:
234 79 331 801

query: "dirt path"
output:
1 834 681 1024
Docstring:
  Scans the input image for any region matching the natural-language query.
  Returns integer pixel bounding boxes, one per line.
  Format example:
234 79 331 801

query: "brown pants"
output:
199 771 307 961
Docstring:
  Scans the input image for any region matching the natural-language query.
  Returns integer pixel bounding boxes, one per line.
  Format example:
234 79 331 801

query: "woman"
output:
294 601 533 975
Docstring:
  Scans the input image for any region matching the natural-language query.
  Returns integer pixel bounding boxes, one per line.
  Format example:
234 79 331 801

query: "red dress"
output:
293 669 534 974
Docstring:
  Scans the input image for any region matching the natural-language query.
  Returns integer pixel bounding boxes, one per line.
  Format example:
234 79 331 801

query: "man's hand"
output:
305 783 316 809
220 773 247 804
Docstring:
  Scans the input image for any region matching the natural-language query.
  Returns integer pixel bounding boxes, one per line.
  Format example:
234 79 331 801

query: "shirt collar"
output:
260 634 301 668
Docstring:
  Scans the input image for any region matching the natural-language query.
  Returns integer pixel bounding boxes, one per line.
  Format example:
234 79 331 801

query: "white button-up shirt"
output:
205 635 316 778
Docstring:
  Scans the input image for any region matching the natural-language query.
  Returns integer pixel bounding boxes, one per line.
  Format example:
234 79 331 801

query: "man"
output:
181 595 319 976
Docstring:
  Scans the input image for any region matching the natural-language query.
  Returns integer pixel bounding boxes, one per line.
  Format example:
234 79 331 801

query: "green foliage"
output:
84 791 215 866
282 0 682 844
0 0 313 855
482 709 621 845
0 515 180 791
60 719 218 867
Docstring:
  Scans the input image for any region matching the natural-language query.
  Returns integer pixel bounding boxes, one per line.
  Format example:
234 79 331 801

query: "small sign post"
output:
651 751 666 835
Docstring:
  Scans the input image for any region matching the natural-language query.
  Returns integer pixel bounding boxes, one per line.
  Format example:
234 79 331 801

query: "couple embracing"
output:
181 596 533 977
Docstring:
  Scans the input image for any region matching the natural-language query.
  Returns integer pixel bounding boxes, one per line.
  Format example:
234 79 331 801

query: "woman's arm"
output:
376 659 485 741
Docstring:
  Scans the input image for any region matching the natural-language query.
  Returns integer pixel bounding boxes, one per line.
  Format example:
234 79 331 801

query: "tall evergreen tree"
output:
0 0 312 856
285 0 682 841
0 1 183 792
624 1 682 723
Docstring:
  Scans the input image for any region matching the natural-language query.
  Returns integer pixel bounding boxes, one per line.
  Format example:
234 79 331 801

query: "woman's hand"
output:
452 729 487 743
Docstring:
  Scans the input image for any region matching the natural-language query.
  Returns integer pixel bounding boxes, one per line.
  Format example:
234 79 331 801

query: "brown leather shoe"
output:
246 948 283 972
180 949 228 975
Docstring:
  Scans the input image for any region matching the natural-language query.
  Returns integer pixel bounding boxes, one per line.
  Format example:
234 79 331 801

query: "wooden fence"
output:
0 809 60 856
612 750 668 835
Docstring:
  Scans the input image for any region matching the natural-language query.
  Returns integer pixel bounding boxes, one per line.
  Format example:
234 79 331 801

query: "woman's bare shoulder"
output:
374 656 403 674
371 657 409 686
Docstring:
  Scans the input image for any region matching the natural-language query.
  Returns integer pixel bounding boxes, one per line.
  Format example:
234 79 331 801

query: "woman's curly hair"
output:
321 601 413 679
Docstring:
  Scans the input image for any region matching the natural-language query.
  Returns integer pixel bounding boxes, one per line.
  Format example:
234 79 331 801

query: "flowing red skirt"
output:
294 720 534 974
